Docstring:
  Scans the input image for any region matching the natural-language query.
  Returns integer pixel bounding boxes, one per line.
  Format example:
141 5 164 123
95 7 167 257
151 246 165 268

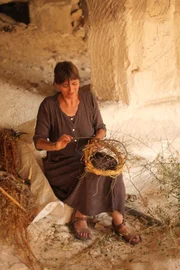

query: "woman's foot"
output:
71 210 92 240
112 211 142 245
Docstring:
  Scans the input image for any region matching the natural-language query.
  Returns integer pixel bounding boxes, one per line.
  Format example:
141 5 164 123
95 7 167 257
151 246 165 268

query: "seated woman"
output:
33 61 141 245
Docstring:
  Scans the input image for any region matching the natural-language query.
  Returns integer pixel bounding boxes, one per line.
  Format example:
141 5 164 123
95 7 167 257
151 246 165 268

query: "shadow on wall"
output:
0 58 55 96
0 1 30 24
0 32 89 96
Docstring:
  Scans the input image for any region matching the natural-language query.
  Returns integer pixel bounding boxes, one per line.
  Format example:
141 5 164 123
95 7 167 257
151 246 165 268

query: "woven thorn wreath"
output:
83 139 127 177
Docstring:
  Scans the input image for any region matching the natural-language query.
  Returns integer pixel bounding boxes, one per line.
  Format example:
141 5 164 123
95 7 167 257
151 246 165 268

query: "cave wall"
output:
85 1 129 103
125 0 177 106
1 0 180 106
0 0 81 33
30 0 72 33
86 0 180 105
29 0 81 33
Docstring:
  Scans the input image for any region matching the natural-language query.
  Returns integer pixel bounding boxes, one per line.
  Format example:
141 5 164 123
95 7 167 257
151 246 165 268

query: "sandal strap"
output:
71 216 88 225
112 220 142 245
112 220 126 230
71 211 92 240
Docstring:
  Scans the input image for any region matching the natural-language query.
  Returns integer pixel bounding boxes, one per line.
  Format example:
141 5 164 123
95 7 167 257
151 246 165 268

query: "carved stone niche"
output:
0 0 30 26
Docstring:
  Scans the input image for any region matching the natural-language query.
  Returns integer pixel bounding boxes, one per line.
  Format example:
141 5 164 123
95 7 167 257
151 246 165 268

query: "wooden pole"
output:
0 187 26 212
125 206 162 226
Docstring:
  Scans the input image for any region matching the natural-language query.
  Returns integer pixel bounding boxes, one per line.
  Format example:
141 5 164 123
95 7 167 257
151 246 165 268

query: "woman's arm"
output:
36 134 73 151
34 98 73 151
33 99 51 149
94 128 106 140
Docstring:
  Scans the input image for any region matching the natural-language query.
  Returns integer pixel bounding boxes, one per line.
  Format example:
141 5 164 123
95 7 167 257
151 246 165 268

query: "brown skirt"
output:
63 172 126 216
47 152 126 216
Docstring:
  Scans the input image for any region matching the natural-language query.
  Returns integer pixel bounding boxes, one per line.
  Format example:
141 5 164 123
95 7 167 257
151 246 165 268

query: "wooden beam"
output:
125 206 163 226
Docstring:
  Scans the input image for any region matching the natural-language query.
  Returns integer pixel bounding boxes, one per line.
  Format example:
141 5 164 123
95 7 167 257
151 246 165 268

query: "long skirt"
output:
44 152 126 216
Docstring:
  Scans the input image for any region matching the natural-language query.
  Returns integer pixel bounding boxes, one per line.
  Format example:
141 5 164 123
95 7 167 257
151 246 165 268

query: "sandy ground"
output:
0 204 179 270
0 25 179 270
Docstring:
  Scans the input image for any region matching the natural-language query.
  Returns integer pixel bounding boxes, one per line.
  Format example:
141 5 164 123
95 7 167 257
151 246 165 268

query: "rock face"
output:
1 0 180 107
85 0 180 105
85 1 128 103
29 0 83 33
29 0 82 33
0 1 83 33
29 0 72 33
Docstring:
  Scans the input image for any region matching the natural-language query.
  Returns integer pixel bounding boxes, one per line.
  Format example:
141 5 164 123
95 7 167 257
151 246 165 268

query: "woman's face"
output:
55 79 80 99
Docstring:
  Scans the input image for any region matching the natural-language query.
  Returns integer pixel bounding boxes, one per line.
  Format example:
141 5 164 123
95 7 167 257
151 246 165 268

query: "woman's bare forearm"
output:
94 129 106 140
36 138 57 151
36 134 73 151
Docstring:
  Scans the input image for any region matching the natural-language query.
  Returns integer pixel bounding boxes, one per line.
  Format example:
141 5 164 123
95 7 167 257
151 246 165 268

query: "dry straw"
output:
0 129 18 176
0 129 42 270
83 139 127 177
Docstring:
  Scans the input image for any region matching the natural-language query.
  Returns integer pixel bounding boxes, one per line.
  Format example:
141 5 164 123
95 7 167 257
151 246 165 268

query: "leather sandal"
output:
112 221 142 245
71 211 92 240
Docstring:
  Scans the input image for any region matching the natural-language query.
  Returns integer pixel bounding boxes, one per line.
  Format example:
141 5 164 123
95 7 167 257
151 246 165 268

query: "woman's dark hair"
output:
54 61 80 84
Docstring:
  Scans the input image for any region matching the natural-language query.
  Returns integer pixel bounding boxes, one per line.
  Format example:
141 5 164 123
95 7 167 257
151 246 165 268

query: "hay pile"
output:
0 129 42 270
0 129 19 176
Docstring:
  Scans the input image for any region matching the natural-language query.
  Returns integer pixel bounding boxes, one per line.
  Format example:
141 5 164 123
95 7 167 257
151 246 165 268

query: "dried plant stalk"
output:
0 129 42 270
0 186 26 211
0 172 42 270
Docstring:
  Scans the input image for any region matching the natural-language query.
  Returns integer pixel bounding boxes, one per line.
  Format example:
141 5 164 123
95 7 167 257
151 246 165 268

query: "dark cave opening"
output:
0 1 30 25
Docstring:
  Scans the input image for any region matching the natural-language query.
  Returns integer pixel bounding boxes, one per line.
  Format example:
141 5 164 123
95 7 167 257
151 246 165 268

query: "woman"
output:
33 61 141 244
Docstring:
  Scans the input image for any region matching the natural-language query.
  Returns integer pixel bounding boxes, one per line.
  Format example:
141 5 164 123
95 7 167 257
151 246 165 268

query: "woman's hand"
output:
89 137 102 152
88 129 106 151
54 134 73 150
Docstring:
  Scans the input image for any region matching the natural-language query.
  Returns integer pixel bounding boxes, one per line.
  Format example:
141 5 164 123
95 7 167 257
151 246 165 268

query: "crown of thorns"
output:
83 139 127 177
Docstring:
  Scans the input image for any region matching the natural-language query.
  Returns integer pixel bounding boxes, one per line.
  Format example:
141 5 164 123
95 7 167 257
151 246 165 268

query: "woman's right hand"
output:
54 134 73 150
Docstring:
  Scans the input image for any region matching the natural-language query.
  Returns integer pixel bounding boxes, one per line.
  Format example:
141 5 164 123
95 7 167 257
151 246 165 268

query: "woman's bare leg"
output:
72 210 92 239
112 210 123 225
112 210 141 245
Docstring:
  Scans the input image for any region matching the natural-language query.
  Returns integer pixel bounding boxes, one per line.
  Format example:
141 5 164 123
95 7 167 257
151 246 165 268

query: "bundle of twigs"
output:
0 129 42 270
83 139 127 177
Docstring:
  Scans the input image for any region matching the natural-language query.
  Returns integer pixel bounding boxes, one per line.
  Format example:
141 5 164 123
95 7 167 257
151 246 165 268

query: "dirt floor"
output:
0 205 179 270
0 25 179 270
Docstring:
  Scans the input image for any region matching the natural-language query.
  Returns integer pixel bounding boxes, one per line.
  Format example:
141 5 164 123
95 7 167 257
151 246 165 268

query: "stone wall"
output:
29 1 72 33
86 0 180 105
0 0 83 33
1 0 180 106
29 0 82 33
86 1 129 103
126 0 177 106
